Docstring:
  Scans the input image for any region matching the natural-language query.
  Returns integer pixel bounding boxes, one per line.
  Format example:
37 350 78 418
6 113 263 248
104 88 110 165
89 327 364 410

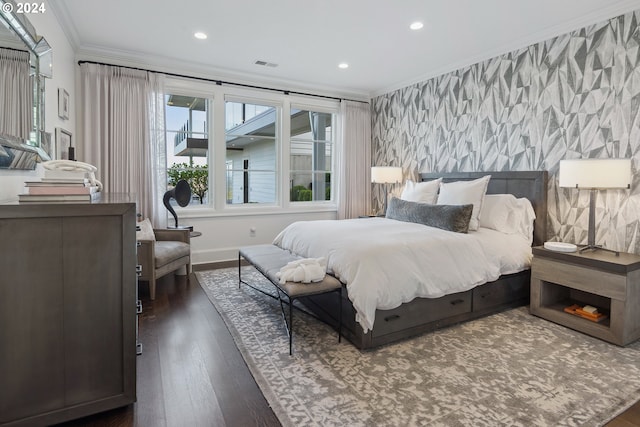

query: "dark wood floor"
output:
56 273 280 427
57 272 639 427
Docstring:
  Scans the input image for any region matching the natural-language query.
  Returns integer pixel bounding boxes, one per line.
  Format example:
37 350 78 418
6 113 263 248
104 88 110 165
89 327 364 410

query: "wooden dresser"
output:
0 195 137 426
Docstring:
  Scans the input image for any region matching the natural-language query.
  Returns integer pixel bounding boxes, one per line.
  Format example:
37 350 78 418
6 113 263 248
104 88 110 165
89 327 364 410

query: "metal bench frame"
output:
238 250 342 355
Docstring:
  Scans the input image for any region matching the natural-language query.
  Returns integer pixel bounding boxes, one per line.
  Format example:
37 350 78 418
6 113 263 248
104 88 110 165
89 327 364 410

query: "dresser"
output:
0 195 137 426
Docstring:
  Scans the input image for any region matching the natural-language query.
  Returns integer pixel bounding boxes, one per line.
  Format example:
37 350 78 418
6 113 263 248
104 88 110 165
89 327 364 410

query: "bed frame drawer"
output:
371 290 472 338
472 272 530 311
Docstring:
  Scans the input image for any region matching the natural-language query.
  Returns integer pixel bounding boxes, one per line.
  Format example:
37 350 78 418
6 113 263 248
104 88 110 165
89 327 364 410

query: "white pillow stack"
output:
398 174 536 240
400 178 441 204
436 175 491 231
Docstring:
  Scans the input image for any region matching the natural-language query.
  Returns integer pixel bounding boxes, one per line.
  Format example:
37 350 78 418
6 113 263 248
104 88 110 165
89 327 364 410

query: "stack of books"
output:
19 169 101 203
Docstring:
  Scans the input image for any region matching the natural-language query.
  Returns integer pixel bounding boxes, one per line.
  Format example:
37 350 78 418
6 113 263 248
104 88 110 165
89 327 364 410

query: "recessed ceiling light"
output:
338 63 349 69
194 32 208 40
409 22 424 30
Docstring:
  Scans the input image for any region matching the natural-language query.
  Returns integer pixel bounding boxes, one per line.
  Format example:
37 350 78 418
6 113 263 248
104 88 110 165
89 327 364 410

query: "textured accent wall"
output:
372 10 640 253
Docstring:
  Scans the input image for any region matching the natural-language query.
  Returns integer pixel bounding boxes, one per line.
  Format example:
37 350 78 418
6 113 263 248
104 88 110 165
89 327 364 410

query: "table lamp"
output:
558 158 632 254
371 166 402 215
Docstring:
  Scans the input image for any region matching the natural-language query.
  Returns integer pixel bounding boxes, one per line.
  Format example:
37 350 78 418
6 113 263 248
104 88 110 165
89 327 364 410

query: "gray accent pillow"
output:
385 197 473 233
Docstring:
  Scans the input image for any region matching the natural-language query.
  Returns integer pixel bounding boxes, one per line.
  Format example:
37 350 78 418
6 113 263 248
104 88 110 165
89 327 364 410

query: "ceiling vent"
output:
255 60 278 68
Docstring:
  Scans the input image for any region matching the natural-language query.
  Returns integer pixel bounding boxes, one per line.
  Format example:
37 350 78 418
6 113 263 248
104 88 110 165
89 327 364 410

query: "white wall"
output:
0 4 76 202
186 209 336 264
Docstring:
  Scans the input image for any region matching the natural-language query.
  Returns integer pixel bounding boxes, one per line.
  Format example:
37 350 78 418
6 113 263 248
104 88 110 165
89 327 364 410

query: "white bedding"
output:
273 218 532 333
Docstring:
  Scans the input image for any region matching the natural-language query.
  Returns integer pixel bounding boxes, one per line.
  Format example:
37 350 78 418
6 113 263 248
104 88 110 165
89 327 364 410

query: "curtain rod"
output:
77 60 368 104
0 46 29 53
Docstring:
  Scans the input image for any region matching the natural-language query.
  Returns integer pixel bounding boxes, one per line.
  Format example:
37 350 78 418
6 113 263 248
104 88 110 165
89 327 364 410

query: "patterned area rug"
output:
197 267 640 427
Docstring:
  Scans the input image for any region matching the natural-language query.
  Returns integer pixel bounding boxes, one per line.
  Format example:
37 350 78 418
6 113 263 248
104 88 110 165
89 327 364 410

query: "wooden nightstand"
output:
530 246 640 346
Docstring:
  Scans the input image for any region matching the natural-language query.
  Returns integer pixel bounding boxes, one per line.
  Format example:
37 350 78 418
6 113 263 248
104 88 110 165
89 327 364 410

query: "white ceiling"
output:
51 0 640 99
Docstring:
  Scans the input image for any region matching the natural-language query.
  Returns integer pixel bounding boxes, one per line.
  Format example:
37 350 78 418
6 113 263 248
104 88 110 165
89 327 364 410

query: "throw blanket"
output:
276 257 327 284
273 218 532 333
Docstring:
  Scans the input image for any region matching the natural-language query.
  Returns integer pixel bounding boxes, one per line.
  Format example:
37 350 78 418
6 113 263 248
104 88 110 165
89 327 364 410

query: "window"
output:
165 94 209 205
225 100 277 205
290 108 333 202
163 79 339 212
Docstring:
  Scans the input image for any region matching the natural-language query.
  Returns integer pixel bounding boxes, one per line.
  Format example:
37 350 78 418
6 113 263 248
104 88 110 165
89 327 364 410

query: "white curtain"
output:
0 48 32 140
79 63 167 227
338 100 372 219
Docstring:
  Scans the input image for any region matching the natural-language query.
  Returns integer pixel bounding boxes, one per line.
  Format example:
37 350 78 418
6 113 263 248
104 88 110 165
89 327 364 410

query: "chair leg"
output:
149 278 157 300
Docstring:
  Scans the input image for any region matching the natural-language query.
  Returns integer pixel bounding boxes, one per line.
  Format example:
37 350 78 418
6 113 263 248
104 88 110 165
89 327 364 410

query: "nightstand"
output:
530 246 640 346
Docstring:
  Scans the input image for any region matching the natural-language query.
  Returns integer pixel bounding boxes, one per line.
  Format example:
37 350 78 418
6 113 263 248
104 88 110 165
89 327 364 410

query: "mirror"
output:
0 0 52 169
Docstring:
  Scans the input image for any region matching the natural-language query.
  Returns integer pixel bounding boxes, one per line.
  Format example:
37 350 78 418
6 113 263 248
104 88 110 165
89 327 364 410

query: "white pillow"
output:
513 197 536 244
479 194 536 243
436 175 491 231
136 218 156 241
400 178 441 204
479 194 519 233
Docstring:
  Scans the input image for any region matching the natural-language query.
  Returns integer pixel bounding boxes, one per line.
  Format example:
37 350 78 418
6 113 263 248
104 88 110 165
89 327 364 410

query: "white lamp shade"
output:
559 159 632 189
371 166 402 184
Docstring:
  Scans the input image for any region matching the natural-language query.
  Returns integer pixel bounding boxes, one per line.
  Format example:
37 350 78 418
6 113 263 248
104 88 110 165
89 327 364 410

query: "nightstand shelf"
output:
547 299 611 328
530 246 640 346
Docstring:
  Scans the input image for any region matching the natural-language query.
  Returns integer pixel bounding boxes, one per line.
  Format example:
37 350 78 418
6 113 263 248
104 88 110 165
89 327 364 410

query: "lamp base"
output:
582 189 620 256
579 244 620 256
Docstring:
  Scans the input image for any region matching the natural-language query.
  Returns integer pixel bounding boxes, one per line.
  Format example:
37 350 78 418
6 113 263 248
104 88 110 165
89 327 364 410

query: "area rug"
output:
197 267 640 427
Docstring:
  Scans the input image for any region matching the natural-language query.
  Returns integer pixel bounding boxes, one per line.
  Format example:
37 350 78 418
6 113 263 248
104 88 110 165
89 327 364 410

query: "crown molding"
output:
371 1 640 98
47 0 80 49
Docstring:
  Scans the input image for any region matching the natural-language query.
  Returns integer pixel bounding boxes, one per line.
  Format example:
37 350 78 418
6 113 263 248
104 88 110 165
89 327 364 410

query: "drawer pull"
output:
384 314 400 322
450 299 465 306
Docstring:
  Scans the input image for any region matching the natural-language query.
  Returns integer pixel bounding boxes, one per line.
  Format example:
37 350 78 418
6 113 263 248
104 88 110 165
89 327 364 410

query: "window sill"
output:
177 204 338 219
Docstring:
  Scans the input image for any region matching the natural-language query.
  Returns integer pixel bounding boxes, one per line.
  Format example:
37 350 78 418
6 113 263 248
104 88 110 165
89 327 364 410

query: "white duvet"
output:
273 218 532 333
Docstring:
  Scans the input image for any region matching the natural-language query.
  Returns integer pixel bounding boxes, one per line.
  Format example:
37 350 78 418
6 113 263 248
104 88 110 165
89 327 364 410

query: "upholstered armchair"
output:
137 225 191 300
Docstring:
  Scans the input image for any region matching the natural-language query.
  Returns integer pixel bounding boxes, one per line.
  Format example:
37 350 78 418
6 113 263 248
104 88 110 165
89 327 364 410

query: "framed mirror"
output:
0 0 52 169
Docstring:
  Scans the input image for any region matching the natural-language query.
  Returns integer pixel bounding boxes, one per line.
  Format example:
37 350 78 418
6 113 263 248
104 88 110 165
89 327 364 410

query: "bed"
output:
275 171 548 350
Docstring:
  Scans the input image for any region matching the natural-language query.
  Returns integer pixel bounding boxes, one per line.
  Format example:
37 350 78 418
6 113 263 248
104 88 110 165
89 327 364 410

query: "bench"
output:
238 244 342 355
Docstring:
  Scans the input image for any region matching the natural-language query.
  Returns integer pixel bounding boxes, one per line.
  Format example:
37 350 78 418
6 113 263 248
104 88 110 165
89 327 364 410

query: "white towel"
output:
276 257 327 284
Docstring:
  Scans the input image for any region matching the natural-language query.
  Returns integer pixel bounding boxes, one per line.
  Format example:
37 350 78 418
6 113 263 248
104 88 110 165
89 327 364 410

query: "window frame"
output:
164 78 341 218
163 79 215 210
288 102 337 206
223 95 281 208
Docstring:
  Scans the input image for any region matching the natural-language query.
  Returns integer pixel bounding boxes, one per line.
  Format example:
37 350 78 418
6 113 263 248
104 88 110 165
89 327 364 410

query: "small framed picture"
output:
55 127 72 160
58 88 69 120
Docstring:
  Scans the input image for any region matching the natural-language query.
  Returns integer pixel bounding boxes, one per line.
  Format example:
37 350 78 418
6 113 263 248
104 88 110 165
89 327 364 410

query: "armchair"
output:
137 228 191 300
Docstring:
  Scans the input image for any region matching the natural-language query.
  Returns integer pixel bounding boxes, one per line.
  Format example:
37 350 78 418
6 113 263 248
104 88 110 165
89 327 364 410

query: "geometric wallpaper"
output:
372 9 640 254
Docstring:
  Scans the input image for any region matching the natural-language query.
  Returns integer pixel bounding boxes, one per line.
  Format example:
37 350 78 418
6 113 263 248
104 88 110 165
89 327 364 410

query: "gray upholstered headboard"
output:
419 171 548 247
